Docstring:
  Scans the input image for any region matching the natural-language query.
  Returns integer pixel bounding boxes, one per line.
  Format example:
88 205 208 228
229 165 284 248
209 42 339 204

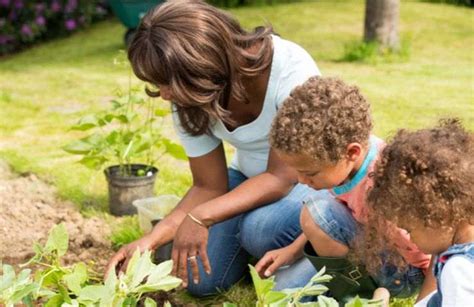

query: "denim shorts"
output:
305 193 425 298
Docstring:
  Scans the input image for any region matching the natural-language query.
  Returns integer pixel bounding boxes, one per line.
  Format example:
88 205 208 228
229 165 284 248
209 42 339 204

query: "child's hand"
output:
255 245 301 278
372 287 390 307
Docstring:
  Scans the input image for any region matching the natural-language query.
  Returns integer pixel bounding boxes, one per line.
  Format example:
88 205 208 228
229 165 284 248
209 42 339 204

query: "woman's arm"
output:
190 148 298 226
146 143 229 248
172 149 299 285
105 144 228 276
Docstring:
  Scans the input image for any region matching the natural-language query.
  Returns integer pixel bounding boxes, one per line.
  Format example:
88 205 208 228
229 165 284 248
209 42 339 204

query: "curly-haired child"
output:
361 119 474 306
256 76 433 302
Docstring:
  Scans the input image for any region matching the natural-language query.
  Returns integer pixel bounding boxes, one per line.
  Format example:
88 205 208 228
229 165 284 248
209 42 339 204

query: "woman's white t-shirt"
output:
172 35 320 178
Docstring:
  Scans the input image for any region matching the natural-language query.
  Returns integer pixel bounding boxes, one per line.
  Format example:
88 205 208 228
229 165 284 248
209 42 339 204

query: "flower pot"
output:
104 164 158 216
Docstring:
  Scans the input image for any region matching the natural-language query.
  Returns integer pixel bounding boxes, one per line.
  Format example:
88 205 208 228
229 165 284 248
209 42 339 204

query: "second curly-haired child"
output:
262 76 434 302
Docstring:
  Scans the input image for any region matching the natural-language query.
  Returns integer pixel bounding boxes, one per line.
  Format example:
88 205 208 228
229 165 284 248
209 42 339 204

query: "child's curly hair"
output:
270 76 372 162
354 119 474 274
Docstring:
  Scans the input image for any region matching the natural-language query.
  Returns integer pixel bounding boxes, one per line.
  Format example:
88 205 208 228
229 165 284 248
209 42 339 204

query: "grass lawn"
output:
0 0 472 305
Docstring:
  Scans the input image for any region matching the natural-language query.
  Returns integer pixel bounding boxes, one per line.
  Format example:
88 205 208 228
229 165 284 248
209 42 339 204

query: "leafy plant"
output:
0 223 182 307
0 264 38 307
341 39 411 64
63 65 186 177
245 264 384 307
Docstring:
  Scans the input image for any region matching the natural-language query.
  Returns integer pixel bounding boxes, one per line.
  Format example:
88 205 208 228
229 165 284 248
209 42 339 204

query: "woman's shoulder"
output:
271 35 314 64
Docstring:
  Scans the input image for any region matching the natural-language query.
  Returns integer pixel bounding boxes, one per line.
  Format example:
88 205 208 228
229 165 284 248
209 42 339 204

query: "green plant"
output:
243 264 384 307
0 223 182 307
341 39 411 64
63 57 186 177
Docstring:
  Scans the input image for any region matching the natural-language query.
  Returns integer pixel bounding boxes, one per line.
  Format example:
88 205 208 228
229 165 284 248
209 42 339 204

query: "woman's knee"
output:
240 203 302 258
300 203 352 257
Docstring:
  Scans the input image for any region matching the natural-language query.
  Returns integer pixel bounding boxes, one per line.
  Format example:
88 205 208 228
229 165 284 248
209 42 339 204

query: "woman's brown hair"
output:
128 0 273 135
352 119 474 274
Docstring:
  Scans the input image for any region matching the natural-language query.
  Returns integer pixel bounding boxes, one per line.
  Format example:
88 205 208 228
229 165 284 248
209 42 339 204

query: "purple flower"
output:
13 0 23 9
0 34 13 45
35 3 45 13
20 24 33 37
35 15 46 26
65 0 77 13
50 1 61 13
65 19 77 31
0 0 10 7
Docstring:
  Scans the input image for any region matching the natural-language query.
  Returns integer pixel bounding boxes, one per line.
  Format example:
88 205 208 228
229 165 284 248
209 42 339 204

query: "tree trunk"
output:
364 0 400 49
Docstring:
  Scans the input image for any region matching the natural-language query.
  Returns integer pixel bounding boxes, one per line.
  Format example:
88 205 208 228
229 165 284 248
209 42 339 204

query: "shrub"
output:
421 0 473 7
0 0 109 55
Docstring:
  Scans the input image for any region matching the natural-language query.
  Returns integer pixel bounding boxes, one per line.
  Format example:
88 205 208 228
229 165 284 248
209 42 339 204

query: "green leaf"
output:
124 249 141 281
44 294 64 307
265 291 287 304
78 285 106 302
21 294 34 307
146 260 173 284
130 95 145 105
154 108 170 117
344 296 364 307
318 295 339 307
130 250 154 289
310 266 325 280
41 269 63 288
162 139 187 160
144 297 157 307
71 114 100 131
300 284 329 297
45 223 69 257
97 272 118 307
63 263 88 295
78 155 107 170
249 265 275 300
223 303 238 307
133 275 181 293
122 296 138 306
0 264 15 292
63 140 94 155
10 284 38 304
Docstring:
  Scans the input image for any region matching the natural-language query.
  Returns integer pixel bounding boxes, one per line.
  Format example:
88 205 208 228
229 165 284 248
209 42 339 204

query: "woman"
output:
106 0 323 296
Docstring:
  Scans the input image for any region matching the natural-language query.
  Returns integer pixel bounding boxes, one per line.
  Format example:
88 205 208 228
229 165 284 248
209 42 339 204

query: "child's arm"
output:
416 257 437 303
255 234 307 278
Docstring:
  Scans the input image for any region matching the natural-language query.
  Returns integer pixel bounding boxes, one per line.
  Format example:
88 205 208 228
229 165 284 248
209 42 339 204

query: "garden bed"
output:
0 160 113 272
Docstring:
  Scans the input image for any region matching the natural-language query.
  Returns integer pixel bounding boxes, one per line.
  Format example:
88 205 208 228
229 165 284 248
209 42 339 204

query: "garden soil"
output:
0 160 114 273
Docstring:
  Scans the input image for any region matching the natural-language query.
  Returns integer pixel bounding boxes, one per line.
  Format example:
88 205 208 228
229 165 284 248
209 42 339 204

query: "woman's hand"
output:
171 215 212 287
104 234 156 278
255 244 301 278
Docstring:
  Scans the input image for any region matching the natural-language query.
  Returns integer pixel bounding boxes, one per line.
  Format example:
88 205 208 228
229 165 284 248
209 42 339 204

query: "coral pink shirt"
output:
331 136 431 270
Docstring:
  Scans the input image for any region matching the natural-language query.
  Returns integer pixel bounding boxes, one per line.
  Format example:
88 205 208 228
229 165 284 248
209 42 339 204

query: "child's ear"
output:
346 143 363 161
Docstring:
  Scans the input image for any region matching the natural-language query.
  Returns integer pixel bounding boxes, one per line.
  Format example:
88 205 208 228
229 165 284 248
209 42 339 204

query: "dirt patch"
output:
0 162 113 273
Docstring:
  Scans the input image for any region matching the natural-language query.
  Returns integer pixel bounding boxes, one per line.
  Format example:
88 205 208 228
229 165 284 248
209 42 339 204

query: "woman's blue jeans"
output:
186 168 322 297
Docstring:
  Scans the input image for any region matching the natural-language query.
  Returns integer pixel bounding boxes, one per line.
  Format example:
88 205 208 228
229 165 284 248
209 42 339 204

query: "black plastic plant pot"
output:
151 219 173 263
104 164 158 216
